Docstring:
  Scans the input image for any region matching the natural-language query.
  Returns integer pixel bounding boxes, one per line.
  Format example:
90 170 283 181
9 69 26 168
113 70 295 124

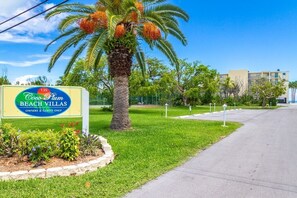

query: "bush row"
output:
0 123 102 162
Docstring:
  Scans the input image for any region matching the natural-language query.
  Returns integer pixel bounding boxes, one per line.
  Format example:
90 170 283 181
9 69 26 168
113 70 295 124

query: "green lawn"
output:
0 106 241 198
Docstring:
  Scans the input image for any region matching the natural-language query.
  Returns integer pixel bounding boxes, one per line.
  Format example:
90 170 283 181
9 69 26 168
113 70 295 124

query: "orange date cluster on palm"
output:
90 11 107 28
143 22 161 40
130 2 144 23
79 11 107 34
135 2 144 13
79 18 97 34
130 11 138 22
114 24 126 38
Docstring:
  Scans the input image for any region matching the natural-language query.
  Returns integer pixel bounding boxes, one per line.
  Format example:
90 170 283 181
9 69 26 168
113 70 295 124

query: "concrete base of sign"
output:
0 136 114 181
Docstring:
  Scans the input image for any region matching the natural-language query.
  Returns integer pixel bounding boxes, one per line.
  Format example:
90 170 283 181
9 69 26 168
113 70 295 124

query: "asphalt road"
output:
125 105 297 198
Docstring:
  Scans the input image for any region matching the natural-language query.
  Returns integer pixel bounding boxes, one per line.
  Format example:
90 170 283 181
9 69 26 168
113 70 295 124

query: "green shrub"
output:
0 123 20 157
19 129 59 162
80 134 102 156
101 106 113 112
59 128 80 161
269 98 277 106
224 96 235 106
0 123 102 163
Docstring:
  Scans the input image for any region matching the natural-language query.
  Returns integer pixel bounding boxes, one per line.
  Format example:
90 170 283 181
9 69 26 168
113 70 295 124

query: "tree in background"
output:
57 58 113 103
45 0 188 130
0 76 10 85
176 60 220 105
220 77 243 105
220 77 235 98
27 76 49 85
130 58 175 104
251 78 286 107
174 59 190 105
57 59 100 98
289 81 297 103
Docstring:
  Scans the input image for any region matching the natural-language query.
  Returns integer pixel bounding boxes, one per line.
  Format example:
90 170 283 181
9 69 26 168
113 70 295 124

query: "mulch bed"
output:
0 150 104 172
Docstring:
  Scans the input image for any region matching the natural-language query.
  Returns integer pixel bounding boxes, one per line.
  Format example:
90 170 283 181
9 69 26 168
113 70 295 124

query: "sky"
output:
0 0 297 84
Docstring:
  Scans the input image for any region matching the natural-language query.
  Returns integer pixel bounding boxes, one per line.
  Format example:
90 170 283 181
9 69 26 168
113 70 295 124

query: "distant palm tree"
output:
45 0 189 130
289 81 297 103
221 77 235 98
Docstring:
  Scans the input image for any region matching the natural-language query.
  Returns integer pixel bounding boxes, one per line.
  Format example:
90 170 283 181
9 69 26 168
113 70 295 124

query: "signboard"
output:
0 86 89 134
15 87 72 117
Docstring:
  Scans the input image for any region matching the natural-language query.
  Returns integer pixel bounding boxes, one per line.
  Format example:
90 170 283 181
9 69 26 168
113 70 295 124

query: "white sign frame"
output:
0 85 89 135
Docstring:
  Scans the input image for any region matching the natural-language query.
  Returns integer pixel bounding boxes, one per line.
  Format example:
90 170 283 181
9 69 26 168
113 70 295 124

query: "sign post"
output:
82 88 89 135
223 104 227 127
0 86 2 126
165 103 168 118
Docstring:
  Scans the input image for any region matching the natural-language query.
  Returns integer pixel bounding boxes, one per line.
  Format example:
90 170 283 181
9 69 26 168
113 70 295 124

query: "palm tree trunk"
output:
262 99 266 108
292 88 296 103
108 45 133 130
110 75 131 130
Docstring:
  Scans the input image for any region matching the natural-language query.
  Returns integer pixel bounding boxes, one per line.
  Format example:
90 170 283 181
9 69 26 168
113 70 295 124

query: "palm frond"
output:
100 0 123 15
58 15 85 32
161 14 179 27
106 11 123 38
166 21 187 45
142 0 167 6
64 42 88 75
155 38 179 67
122 0 137 11
137 31 155 50
135 48 146 77
86 29 108 68
93 50 104 70
45 27 80 51
45 3 95 20
152 4 189 21
48 32 88 72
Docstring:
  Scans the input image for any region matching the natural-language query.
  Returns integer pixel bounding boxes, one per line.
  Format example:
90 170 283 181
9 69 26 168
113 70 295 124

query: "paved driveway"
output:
125 105 297 198
181 109 270 123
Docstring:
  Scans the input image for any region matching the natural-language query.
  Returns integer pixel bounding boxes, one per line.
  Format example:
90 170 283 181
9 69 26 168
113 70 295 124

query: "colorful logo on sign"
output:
15 87 71 117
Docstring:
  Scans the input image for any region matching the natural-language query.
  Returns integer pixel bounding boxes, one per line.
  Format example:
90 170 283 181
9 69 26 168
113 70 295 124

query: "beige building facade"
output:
220 69 289 103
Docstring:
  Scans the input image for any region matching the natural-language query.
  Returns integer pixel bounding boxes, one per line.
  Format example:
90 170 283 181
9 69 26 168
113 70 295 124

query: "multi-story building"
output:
220 69 289 103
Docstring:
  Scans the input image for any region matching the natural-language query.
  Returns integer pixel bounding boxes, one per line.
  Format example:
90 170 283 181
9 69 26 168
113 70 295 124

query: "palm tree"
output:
289 81 297 103
221 77 235 98
45 0 189 130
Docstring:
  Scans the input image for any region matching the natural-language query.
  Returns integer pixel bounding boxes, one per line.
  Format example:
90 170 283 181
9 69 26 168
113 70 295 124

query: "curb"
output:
0 135 114 181
177 109 242 119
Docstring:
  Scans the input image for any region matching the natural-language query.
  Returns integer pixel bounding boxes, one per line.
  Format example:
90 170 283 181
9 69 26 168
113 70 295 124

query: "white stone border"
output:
0 136 114 181
176 109 242 119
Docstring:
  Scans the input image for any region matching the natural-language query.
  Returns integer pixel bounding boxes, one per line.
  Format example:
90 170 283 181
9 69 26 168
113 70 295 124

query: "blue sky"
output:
0 0 297 84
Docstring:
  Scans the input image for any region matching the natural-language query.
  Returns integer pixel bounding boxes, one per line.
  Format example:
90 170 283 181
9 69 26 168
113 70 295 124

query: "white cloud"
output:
13 74 39 85
0 0 28 16
0 55 70 67
0 0 68 44
0 32 50 44
0 58 50 67
29 54 72 59
28 54 53 58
